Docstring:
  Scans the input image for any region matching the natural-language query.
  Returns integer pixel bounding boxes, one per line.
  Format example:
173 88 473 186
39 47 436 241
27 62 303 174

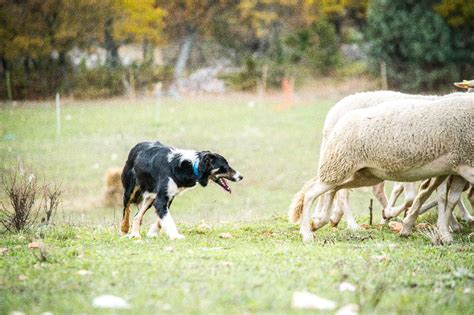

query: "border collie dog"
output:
121 141 243 240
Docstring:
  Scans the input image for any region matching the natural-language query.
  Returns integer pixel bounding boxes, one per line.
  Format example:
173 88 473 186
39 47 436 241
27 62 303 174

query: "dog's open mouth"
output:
213 177 231 193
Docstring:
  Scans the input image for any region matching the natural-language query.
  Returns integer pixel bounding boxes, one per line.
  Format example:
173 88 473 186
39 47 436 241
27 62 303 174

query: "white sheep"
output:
289 95 474 242
295 91 440 230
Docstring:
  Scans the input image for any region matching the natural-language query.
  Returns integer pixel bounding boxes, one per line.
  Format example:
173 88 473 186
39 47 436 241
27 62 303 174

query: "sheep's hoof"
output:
399 226 412 237
449 222 462 233
329 220 340 228
301 232 314 243
311 219 326 231
347 223 361 231
441 234 453 245
379 218 388 225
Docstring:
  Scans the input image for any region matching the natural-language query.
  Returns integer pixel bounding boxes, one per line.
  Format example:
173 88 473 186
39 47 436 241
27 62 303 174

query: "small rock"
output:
164 246 174 252
77 270 93 276
338 282 356 292
336 303 359 315
219 232 232 239
291 291 336 310
18 275 28 281
199 222 211 229
464 287 471 294
92 295 130 309
388 221 403 233
0 247 7 255
372 253 388 262
28 242 42 249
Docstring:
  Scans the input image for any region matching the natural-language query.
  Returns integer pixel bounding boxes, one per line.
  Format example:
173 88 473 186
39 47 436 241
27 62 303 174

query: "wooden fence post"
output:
55 93 61 138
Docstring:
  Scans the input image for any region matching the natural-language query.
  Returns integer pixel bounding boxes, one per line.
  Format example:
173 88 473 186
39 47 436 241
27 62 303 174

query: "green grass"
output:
1 96 473 314
0 219 473 314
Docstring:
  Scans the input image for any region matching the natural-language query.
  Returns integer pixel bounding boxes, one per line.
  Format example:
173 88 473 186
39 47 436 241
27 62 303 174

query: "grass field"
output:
1 94 473 314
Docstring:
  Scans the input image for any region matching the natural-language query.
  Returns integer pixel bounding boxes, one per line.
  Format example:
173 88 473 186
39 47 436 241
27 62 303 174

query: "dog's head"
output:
197 152 243 193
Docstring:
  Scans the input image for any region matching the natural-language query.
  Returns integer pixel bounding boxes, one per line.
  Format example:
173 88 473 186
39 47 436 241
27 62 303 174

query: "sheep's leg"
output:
467 185 474 208
401 183 417 216
311 190 337 231
458 165 474 185
329 189 360 230
458 200 474 224
329 192 344 227
438 176 465 243
418 200 437 215
312 194 326 227
318 171 382 231
372 182 388 209
301 182 333 242
336 189 360 230
382 182 404 220
384 183 416 219
448 213 462 233
400 176 447 237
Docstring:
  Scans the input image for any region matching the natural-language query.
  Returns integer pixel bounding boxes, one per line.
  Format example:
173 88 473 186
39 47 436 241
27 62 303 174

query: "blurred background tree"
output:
365 0 473 91
0 0 472 99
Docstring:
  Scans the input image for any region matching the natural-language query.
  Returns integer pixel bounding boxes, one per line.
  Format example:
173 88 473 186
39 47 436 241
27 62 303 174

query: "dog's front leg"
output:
146 218 161 238
155 198 184 240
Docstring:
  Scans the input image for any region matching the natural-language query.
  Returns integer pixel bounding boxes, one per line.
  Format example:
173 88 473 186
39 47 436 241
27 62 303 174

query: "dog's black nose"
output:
233 172 243 181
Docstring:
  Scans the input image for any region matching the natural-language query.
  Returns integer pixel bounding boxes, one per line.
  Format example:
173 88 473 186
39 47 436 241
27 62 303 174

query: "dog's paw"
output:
169 233 185 240
127 232 141 239
147 230 160 238
147 225 160 238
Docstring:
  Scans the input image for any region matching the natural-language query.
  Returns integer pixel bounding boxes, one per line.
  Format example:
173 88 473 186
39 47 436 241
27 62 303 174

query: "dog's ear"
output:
197 152 215 187
202 152 217 167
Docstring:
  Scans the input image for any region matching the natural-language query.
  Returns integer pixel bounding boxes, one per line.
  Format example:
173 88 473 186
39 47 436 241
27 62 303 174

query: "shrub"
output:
0 171 40 232
0 168 62 232
221 20 341 91
365 0 474 91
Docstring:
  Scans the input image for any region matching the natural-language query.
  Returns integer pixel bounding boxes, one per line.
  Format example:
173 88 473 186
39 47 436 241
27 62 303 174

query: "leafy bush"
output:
221 20 341 91
0 171 40 232
0 168 62 232
69 62 173 99
365 0 474 91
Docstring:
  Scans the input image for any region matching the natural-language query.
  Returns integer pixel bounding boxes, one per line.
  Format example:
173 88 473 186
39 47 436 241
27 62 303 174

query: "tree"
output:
365 0 473 91
103 0 165 65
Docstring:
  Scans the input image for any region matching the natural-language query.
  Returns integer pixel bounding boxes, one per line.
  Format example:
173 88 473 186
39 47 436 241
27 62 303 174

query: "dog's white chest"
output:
167 178 191 198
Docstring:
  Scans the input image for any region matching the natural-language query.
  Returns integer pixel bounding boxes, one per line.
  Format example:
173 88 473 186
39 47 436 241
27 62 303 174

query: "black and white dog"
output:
121 141 243 239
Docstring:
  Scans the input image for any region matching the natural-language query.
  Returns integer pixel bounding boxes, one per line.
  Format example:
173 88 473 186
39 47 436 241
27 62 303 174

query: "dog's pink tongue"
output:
220 178 231 193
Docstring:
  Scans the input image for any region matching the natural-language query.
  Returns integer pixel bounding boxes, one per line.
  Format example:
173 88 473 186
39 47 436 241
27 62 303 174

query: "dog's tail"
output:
288 177 318 224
